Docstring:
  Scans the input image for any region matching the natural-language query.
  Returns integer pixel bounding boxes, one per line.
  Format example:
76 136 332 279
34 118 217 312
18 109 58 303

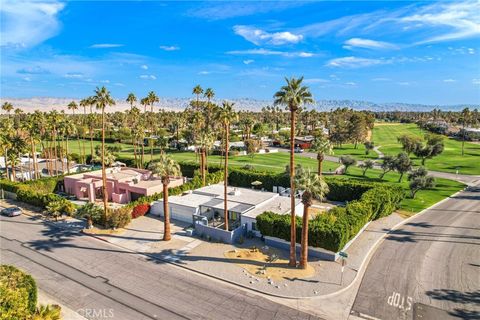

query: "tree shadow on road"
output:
425 289 480 320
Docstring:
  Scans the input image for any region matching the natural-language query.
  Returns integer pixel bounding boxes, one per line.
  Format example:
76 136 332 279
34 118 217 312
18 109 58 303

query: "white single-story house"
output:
150 183 303 234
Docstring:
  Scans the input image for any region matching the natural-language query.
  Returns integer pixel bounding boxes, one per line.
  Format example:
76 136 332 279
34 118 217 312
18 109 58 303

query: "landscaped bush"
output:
0 177 65 209
257 179 404 252
0 265 38 319
132 203 150 218
106 207 131 229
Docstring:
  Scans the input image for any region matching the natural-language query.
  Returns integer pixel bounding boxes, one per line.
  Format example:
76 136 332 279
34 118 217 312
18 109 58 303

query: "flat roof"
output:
200 198 254 213
159 193 214 208
242 196 302 219
193 184 278 206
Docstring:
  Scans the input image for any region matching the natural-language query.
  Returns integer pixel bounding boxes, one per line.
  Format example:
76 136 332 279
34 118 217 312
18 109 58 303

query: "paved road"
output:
350 188 480 320
277 148 480 185
0 214 320 320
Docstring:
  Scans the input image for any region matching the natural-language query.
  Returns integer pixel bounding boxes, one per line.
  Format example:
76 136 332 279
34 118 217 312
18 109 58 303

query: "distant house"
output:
64 167 184 204
294 135 315 149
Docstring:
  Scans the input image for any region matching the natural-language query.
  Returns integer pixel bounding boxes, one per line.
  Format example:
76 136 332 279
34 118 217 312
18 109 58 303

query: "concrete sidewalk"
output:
3 198 403 299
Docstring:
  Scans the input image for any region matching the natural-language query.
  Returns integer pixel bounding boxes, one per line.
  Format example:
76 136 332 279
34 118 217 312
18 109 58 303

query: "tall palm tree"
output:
63 118 77 174
192 85 203 109
22 115 40 180
0 118 14 180
140 97 148 113
460 107 472 156
196 131 214 186
79 98 90 163
148 154 181 241
274 76 313 267
126 93 137 110
219 101 238 231
91 86 116 221
311 136 333 178
295 169 329 269
2 101 13 117
67 101 82 164
147 91 159 113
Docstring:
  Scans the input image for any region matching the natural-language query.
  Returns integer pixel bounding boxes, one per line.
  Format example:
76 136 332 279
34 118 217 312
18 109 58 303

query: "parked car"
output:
1 206 22 217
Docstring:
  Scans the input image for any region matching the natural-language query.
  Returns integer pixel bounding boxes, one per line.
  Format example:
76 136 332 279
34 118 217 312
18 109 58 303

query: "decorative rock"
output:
276 285 280 289
284 284 288 287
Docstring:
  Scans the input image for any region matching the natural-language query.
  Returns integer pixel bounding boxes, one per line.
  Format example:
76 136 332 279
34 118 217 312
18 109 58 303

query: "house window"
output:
251 222 257 231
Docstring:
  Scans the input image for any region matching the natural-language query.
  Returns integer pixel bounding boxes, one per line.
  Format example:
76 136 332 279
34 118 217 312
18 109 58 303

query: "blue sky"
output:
1 0 479 105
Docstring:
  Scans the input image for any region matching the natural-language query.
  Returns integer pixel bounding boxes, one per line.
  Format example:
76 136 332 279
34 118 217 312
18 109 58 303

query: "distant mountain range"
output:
0 97 477 113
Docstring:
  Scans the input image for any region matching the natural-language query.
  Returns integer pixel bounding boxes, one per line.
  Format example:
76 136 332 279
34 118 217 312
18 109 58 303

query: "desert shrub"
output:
0 265 38 319
106 207 131 229
76 203 104 225
132 203 150 218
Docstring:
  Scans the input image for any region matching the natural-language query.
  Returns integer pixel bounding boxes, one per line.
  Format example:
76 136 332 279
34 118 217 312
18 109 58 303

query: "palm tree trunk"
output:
60 136 65 174
19 154 24 181
33 141 39 179
289 108 297 267
462 121 465 156
66 136 70 174
224 124 229 231
101 109 108 223
317 154 324 177
29 140 35 180
133 140 138 168
53 128 59 176
90 125 94 163
201 148 206 186
141 140 145 168
300 202 310 269
163 183 171 241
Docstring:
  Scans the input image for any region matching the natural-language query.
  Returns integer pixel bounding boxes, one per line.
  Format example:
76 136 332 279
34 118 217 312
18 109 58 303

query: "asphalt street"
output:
350 188 480 320
0 214 321 320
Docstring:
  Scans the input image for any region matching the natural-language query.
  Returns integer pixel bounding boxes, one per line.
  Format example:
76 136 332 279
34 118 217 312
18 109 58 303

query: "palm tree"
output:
295 169 329 269
126 93 137 110
148 154 181 241
219 101 238 231
63 118 77 174
311 136 333 177
204 87 215 131
2 101 13 117
67 101 82 164
140 97 148 113
192 85 203 109
91 86 116 221
460 107 472 156
79 98 90 163
196 132 214 186
147 91 159 113
274 76 313 267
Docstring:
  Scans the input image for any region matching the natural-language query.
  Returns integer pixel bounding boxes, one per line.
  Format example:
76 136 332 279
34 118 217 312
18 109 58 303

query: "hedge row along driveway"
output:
256 179 405 252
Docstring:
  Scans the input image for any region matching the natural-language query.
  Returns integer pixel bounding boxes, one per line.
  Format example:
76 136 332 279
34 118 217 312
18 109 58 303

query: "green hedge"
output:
0 178 64 209
0 265 38 319
257 180 404 252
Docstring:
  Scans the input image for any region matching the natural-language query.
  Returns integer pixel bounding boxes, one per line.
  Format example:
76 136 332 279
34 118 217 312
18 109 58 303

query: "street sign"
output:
339 251 348 258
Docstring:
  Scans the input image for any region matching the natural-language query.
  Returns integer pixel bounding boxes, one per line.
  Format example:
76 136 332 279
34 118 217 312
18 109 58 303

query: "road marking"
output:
387 291 413 311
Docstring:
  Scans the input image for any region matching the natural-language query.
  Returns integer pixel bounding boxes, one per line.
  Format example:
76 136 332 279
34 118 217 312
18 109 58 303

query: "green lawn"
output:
53 139 465 214
372 123 480 175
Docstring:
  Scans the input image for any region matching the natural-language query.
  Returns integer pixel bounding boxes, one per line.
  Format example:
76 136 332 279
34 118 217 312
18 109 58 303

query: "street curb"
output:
307 186 468 301
3 187 468 301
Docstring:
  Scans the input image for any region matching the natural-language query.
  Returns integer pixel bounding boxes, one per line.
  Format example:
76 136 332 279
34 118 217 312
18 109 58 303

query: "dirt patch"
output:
82 227 125 235
224 247 315 281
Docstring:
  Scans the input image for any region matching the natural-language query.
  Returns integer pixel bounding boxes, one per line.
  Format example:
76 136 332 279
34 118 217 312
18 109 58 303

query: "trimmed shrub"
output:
257 179 405 252
106 207 131 229
0 265 38 319
132 203 150 218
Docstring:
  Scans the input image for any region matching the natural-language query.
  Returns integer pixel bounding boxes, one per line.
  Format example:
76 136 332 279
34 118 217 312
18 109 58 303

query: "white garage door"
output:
150 201 196 224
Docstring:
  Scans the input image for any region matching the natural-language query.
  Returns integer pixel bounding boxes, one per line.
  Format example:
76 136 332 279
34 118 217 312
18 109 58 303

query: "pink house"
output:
64 167 184 204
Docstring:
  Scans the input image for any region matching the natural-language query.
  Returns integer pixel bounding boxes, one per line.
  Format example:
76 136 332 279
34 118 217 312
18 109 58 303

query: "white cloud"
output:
227 48 314 58
17 66 50 74
443 79 456 83
63 72 84 79
90 43 124 48
141 64 148 70
22 76 32 82
372 77 391 81
233 25 303 45
472 79 480 85
345 82 357 86
243 59 254 65
400 1 480 43
304 78 329 84
326 56 388 68
100 80 110 84
343 38 398 50
198 71 210 75
159 45 180 51
114 82 125 87
398 82 412 86
468 48 476 54
139 75 156 80
0 0 65 48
